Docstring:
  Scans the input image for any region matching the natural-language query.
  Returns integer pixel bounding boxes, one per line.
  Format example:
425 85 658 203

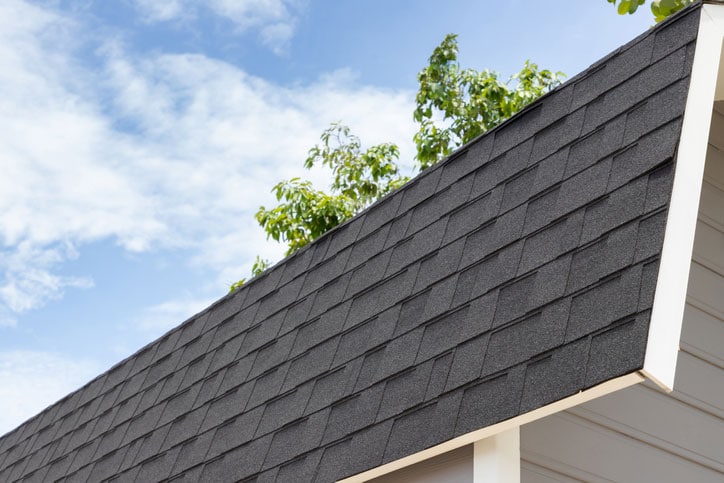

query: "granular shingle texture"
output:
0 5 701 482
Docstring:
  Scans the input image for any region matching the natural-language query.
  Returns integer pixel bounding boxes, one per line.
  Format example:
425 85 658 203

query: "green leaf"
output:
413 34 563 168
651 0 691 22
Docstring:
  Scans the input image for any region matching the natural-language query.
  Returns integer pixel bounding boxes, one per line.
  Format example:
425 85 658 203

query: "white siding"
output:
521 106 724 483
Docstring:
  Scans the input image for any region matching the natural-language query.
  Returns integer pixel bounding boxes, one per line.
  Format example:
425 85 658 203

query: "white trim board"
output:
473 427 519 483
337 373 643 482
643 3 724 391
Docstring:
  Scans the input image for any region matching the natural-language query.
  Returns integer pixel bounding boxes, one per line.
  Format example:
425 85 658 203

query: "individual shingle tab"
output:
571 35 655 110
207 333 245 375
585 314 649 387
357 191 403 238
490 105 542 159
281 337 339 392
200 434 271 482
209 306 253 350
0 6 701 482
308 272 352 319
437 137 493 189
566 265 643 341
161 406 206 452
651 7 699 62
377 364 432 421
346 269 415 328
327 216 364 258
455 372 518 436
531 109 585 162
414 239 466 291
322 386 384 445
375 327 426 383
169 431 214 476
382 211 412 249
383 392 461 463
200 383 253 433
416 307 475 362
405 179 470 235
346 224 390 271
443 187 504 244
385 217 447 275
135 445 181 482
443 334 489 392
622 78 691 145
425 352 453 401
246 365 288 410
122 403 166 447
518 211 584 274
519 338 588 413
264 411 327 469
275 449 323 483
458 205 526 268
306 368 350 414
484 304 567 376
397 169 442 214
473 139 533 198
207 407 263 459
334 312 395 366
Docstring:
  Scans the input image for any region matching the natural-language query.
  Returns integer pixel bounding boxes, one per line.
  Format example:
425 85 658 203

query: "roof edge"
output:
339 373 644 482
644 2 722 391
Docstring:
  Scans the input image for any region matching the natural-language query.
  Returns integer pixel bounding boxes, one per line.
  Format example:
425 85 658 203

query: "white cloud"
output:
0 242 93 315
131 0 302 54
134 295 215 337
260 22 295 55
133 0 185 22
0 350 101 436
0 0 416 324
208 0 294 28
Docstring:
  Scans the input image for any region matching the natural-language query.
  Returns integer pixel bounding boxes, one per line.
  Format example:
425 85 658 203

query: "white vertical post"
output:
473 427 520 483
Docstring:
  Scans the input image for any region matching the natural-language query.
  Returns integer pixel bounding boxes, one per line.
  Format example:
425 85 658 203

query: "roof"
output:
0 4 702 482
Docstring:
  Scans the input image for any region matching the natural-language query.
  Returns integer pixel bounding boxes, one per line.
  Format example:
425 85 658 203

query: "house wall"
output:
519 104 724 483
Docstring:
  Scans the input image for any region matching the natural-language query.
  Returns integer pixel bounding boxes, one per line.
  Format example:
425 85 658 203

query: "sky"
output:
0 0 654 435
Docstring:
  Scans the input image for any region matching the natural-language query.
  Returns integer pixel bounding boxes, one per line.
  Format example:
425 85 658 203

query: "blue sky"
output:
0 0 653 434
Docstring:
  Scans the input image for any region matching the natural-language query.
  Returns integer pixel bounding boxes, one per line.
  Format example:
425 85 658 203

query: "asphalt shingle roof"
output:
0 4 702 482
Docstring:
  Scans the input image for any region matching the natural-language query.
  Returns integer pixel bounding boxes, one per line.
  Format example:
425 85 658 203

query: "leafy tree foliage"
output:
254 123 407 256
304 123 407 209
231 35 564 290
414 34 564 169
606 0 694 22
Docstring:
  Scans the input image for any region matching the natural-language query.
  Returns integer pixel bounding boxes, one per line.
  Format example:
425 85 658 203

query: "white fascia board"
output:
643 4 724 391
337 372 643 482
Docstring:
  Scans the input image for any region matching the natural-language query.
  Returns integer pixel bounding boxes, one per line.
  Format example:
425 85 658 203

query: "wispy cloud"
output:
0 350 101 435
134 295 215 337
259 21 295 55
132 0 185 22
0 0 416 325
0 242 93 317
131 0 304 54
